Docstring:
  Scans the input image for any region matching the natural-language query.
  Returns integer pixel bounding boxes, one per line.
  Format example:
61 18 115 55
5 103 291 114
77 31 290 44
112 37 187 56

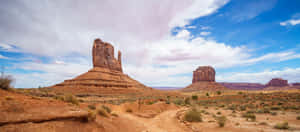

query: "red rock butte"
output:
192 66 215 83
182 66 228 92
266 78 288 87
51 38 151 95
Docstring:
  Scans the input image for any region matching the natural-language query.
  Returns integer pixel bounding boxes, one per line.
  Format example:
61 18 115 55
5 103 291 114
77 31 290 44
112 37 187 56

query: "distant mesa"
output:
266 78 288 87
50 38 151 95
182 66 228 92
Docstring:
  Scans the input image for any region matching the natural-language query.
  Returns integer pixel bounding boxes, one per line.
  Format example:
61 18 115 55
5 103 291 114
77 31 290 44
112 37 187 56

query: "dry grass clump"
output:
82 110 96 122
184 108 202 122
64 94 79 105
88 104 96 110
97 108 109 117
126 108 133 113
0 76 13 90
216 116 227 127
242 113 256 121
274 122 289 129
101 105 111 113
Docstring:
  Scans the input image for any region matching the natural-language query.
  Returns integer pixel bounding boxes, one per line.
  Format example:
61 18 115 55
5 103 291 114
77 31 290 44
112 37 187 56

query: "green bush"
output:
270 106 281 110
296 116 300 120
192 95 198 100
0 76 13 90
173 98 184 106
216 116 227 127
274 122 289 129
206 93 210 97
216 91 221 95
184 108 202 122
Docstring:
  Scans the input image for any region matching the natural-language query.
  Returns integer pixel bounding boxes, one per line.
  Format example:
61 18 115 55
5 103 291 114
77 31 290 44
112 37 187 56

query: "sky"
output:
0 0 300 88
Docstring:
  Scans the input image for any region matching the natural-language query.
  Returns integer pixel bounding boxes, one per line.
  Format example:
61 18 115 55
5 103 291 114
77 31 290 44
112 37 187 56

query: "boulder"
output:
266 78 288 87
192 66 215 83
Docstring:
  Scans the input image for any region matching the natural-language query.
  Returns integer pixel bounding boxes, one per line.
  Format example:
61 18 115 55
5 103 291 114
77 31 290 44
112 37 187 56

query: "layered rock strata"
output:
182 66 228 92
51 38 150 94
266 78 288 87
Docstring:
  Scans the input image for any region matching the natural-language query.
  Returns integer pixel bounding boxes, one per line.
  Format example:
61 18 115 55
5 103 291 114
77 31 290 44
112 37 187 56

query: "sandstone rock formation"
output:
51 38 150 95
219 83 265 90
192 66 215 83
182 66 228 92
93 39 122 72
266 78 288 87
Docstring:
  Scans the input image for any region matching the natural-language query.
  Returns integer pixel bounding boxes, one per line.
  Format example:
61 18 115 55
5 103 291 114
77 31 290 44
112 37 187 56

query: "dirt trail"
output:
120 109 190 132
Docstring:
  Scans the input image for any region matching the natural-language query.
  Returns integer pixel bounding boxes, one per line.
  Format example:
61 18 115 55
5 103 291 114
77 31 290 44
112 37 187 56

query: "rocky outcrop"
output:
51 38 150 95
192 66 215 83
182 66 228 92
92 38 122 72
220 83 265 90
266 78 288 87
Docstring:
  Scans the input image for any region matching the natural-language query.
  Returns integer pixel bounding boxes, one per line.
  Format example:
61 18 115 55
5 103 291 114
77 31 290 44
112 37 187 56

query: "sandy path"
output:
120 109 190 132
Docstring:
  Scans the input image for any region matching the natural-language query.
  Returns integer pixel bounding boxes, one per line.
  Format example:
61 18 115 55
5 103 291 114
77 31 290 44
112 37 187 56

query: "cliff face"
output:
182 66 228 92
266 78 288 87
192 66 215 83
51 38 150 95
92 39 122 72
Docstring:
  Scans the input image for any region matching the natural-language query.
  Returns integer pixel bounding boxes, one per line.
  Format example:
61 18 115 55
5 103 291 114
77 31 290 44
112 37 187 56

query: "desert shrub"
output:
206 93 210 97
192 95 198 100
97 108 109 117
5 96 13 100
0 76 13 90
126 108 133 113
242 113 256 121
270 106 281 110
111 112 119 117
216 91 221 95
101 105 111 113
296 116 300 120
82 110 96 122
184 97 191 105
256 107 270 114
259 122 268 125
274 122 289 129
239 105 246 111
173 98 184 106
184 108 202 122
64 94 79 105
238 92 243 95
88 105 96 110
216 116 227 127
147 101 154 105
270 112 277 116
217 111 221 115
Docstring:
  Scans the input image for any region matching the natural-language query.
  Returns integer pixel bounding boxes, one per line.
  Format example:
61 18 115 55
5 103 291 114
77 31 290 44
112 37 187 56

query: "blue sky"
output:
0 0 300 88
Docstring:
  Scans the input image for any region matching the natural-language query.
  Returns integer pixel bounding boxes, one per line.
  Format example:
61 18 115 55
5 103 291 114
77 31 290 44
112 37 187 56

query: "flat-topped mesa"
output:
266 78 288 87
92 38 122 72
192 66 215 83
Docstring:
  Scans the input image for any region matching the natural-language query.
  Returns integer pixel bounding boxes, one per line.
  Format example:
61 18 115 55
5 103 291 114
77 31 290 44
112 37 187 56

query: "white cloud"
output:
217 67 300 84
200 31 211 36
176 29 191 39
0 54 8 59
280 19 300 26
